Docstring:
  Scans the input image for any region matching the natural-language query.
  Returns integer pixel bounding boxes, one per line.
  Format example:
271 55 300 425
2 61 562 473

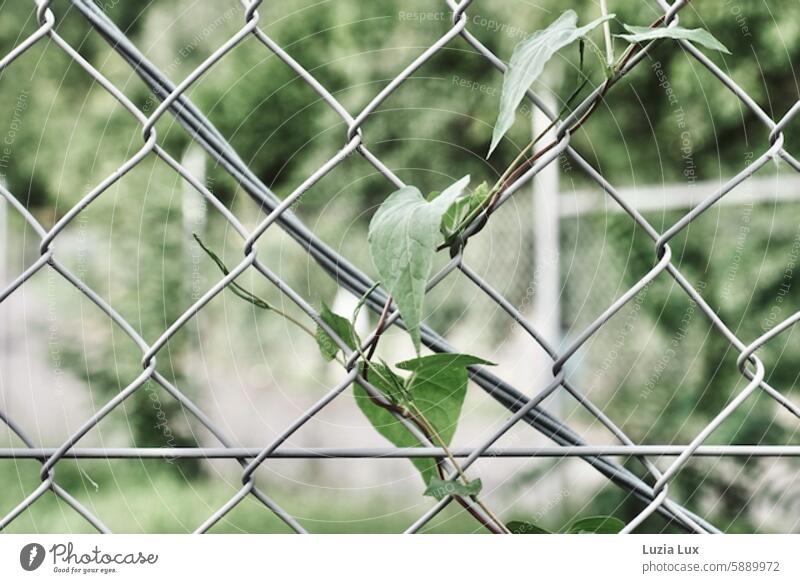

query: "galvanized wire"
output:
1 0 798 533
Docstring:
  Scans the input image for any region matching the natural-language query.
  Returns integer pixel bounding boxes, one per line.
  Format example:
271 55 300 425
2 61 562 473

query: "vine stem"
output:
195 236 347 366
201 227 504 534
355 9 676 534
446 76 591 247
197 11 674 535
408 402 511 534
460 12 668 243
359 384 503 533
347 294 508 532
271 306 318 340
365 295 393 364
435 464 503 533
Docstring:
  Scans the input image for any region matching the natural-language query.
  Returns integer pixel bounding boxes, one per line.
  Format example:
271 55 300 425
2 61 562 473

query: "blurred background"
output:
2 0 800 533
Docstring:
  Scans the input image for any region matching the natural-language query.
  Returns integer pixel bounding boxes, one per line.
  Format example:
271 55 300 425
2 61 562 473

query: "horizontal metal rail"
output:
1 446 798 459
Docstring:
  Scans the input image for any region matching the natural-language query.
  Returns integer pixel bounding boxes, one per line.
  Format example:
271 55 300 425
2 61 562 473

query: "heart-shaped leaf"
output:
616 24 730 54
567 516 625 534
489 10 614 157
354 361 439 485
315 303 359 361
397 353 493 445
440 181 491 241
506 520 551 534
354 354 492 487
368 176 470 353
424 477 483 501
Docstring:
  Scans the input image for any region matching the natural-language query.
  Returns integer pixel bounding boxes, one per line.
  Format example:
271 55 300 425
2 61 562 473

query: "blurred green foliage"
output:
2 0 800 532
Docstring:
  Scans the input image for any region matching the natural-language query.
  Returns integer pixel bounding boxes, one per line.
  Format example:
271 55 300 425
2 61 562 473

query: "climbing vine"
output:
198 8 728 534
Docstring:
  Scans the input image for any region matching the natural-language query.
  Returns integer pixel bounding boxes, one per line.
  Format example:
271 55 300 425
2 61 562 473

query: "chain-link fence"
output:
1 0 799 534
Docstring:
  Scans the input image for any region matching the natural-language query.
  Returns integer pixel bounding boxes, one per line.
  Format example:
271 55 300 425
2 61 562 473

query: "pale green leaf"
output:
353 363 438 485
568 516 625 534
397 353 493 445
354 354 492 487
314 303 358 361
440 181 491 240
440 196 473 241
194 233 274 311
368 176 470 352
351 282 379 332
616 24 730 54
489 10 615 156
506 520 551 534
423 477 482 501
369 360 407 404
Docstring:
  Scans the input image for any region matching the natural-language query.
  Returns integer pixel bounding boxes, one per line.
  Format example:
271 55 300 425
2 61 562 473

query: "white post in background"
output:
182 143 208 241
0 179 7 373
182 144 208 317
530 84 568 520
531 89 561 399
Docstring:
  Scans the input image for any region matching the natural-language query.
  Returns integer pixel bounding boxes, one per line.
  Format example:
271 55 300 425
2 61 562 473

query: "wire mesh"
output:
1 0 799 534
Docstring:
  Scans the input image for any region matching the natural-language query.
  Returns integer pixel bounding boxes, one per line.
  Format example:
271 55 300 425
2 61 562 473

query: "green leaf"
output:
368 176 470 353
616 24 730 54
423 477 482 501
440 197 473 241
567 516 625 534
353 354 492 487
351 282 379 332
506 520 551 534
369 360 407 404
353 363 438 486
489 10 615 157
397 353 493 445
194 233 274 311
315 303 359 361
440 182 491 240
